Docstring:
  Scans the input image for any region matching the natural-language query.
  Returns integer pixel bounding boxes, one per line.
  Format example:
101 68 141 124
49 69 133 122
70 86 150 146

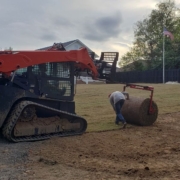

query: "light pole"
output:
163 29 165 84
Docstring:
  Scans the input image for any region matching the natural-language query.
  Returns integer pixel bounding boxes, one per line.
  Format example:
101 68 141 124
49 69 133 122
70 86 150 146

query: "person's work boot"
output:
122 122 127 129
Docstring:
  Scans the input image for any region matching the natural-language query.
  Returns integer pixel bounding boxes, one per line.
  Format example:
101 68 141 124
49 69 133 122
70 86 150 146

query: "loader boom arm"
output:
0 48 98 78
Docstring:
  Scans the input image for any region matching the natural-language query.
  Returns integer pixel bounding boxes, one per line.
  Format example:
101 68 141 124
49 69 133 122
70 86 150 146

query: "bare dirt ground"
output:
0 112 180 180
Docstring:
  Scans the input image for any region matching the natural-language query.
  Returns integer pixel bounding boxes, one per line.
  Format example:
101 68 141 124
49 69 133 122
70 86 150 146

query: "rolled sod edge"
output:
121 97 158 126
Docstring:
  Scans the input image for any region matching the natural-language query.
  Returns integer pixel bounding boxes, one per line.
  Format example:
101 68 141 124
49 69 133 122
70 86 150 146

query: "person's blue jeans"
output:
115 99 126 124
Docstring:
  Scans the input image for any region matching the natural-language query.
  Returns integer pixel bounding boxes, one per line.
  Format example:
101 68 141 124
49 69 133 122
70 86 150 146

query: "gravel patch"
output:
0 135 37 180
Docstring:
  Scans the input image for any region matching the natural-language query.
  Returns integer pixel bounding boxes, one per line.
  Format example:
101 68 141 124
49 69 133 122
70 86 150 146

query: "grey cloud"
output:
30 24 58 42
83 12 122 42
53 18 75 27
40 34 58 41
95 13 122 34
0 0 165 56
114 42 131 48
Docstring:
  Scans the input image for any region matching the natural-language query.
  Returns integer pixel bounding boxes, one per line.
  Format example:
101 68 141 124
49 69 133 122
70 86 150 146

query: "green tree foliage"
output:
120 0 180 71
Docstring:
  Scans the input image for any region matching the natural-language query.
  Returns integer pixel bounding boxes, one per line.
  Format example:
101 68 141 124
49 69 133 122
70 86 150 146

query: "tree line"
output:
119 0 180 71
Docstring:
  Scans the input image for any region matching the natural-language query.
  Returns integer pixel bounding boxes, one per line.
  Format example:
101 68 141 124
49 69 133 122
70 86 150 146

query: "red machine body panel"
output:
0 48 98 78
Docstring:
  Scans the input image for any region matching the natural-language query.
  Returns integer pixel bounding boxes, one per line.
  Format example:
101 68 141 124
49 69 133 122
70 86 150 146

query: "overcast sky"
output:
0 0 180 58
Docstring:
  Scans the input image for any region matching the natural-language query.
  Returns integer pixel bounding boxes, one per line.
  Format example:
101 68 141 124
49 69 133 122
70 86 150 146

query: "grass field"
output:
74 83 180 132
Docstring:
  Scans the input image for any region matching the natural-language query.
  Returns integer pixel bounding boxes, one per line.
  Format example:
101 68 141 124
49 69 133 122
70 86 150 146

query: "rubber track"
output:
2 101 87 142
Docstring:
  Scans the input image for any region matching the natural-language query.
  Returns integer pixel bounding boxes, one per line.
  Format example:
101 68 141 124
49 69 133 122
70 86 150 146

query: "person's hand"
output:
122 92 129 100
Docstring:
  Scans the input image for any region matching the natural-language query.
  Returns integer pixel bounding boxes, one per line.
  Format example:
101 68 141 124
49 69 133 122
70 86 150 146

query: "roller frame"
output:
123 83 155 114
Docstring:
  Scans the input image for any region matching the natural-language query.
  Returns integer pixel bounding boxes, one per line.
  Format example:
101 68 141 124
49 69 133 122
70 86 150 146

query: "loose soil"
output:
0 112 180 180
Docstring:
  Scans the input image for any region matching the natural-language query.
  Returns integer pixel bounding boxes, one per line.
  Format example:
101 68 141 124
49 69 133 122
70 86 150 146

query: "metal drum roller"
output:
121 84 158 126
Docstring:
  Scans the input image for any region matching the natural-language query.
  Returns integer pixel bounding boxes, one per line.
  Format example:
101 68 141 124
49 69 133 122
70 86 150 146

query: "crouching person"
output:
108 91 129 128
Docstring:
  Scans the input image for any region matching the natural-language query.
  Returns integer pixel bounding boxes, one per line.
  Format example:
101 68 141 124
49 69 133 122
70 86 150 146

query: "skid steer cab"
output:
0 45 98 142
